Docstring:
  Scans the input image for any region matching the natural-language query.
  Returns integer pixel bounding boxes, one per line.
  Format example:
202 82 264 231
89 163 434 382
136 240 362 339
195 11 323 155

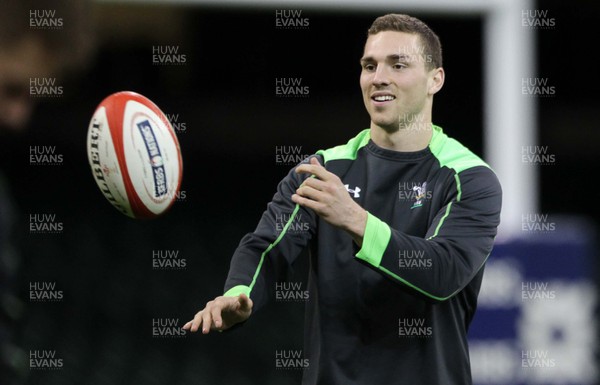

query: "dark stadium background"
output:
0 0 598 384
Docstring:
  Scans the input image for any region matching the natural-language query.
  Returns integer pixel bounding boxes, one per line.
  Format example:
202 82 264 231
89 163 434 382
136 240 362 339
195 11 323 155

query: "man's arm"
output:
293 159 502 302
183 157 319 334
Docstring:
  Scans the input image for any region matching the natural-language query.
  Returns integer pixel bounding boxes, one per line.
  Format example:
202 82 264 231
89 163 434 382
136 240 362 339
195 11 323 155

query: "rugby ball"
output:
86 91 183 219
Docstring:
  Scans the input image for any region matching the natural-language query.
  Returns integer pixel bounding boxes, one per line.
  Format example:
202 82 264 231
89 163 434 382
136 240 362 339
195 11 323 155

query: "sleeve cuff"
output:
355 212 391 268
223 285 251 297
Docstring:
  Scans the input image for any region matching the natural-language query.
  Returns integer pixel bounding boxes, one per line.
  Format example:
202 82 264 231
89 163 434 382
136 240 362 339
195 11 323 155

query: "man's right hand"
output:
182 293 253 334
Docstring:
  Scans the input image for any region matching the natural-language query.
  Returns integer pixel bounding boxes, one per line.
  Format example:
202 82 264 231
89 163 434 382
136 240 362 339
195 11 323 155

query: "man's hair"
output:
367 14 442 70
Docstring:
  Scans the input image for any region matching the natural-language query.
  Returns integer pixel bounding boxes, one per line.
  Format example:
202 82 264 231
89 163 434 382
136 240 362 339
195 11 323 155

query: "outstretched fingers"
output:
182 310 205 333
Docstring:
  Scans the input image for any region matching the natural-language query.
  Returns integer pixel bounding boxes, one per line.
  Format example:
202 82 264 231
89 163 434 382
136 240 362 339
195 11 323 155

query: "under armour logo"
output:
344 184 361 198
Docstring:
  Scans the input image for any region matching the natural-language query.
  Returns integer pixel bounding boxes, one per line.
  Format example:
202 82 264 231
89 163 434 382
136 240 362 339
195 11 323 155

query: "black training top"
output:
223 125 502 385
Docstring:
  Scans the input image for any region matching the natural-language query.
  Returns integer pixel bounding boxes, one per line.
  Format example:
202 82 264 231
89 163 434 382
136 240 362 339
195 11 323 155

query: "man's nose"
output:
372 65 391 86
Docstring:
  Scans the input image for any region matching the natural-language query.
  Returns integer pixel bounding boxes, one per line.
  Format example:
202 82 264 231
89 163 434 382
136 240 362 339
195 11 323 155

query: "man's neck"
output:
370 122 433 152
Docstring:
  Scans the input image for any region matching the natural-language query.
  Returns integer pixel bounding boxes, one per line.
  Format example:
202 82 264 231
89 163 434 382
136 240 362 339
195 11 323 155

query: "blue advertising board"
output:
469 217 598 385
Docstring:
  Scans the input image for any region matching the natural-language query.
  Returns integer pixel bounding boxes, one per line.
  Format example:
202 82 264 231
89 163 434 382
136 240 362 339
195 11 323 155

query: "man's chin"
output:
370 118 400 133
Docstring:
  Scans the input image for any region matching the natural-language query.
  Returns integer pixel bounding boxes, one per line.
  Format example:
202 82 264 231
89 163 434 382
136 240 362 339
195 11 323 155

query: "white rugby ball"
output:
86 91 183 219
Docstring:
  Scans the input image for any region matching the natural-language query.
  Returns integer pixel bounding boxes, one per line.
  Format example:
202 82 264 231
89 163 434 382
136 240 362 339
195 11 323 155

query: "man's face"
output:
360 31 441 132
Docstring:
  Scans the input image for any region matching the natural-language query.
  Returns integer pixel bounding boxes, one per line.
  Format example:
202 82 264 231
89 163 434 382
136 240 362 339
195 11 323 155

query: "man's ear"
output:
428 67 445 95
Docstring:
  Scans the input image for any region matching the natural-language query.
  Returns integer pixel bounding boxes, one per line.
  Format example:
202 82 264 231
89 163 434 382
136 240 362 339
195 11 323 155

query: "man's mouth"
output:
371 94 396 102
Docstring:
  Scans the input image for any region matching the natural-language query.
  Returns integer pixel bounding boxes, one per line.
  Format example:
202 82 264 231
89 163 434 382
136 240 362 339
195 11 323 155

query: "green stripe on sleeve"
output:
378 252 492 301
454 173 462 202
355 212 392 267
377 265 454 301
230 203 302 298
428 202 453 240
426 173 462 240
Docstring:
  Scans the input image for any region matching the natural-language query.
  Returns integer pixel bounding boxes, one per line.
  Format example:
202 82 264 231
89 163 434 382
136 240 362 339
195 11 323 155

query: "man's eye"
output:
393 63 407 70
363 64 376 71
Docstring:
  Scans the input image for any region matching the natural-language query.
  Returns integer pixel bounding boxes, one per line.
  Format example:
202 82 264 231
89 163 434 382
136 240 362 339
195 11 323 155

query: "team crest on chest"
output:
411 182 427 209
399 181 430 209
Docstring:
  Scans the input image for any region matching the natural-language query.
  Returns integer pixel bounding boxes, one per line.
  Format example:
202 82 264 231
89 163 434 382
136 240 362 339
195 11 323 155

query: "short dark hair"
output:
367 14 443 70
